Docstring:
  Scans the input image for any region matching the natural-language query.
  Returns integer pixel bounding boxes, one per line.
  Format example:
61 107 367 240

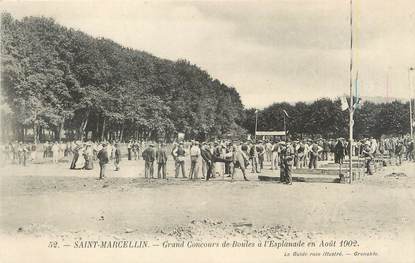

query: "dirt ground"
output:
0 157 414 262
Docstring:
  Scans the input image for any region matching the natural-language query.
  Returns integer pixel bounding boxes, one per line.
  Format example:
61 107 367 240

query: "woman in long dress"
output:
83 144 94 170
69 142 80 169
74 145 86 169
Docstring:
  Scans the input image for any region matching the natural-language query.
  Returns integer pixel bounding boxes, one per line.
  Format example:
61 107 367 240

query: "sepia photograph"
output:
0 0 414 262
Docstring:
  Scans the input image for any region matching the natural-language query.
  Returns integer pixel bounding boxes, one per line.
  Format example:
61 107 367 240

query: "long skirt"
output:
75 154 85 169
70 153 79 169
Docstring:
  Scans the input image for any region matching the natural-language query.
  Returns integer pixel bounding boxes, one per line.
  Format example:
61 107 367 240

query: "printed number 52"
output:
48 241 58 248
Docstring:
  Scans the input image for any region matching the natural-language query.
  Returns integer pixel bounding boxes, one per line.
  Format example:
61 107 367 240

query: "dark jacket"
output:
201 148 213 163
114 148 121 162
97 148 109 164
156 147 168 164
142 147 156 162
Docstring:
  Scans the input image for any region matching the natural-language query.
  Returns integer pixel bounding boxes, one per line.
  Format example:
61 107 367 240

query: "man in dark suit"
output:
142 143 156 179
156 142 168 179
114 143 121 171
201 144 213 181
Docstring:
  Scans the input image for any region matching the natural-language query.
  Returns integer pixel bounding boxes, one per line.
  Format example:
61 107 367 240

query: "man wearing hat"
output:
142 143 156 178
278 142 287 181
280 141 294 185
172 142 187 178
200 142 208 179
231 145 249 181
114 143 121 171
156 142 168 179
334 138 346 165
212 141 223 178
256 141 265 172
249 141 259 173
127 139 133 160
309 140 321 169
395 140 405 166
70 141 81 169
296 141 306 169
189 141 201 180
97 142 109 179
201 143 213 180
271 141 279 170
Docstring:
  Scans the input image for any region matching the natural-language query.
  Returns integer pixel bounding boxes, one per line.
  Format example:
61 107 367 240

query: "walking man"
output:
97 142 109 180
127 140 132 160
114 143 121 171
249 141 258 173
142 143 156 178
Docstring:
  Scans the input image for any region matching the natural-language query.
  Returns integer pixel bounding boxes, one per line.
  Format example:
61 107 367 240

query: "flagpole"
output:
409 67 414 139
255 110 258 141
283 113 287 142
348 0 354 184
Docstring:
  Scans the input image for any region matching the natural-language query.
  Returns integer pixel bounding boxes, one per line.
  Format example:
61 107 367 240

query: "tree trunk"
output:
33 122 38 144
101 118 106 141
79 110 90 141
20 126 24 142
95 116 100 141
119 122 125 142
58 120 64 142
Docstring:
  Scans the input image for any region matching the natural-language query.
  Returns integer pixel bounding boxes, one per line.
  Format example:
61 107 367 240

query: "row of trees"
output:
0 13 410 143
0 13 245 142
243 99 411 140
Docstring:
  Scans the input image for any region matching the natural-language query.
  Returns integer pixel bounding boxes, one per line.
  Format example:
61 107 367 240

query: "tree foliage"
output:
243 98 409 139
1 13 245 142
1 13 409 142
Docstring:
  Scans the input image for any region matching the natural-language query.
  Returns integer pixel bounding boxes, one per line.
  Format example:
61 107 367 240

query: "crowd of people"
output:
1 135 414 184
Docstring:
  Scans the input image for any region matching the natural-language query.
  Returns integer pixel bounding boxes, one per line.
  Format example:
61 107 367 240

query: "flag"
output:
353 96 362 110
282 110 289 117
353 72 361 109
340 96 349 111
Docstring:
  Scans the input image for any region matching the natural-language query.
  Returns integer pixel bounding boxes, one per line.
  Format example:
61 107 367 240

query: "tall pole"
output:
283 113 287 142
254 110 258 140
409 67 414 139
386 68 390 103
348 0 354 183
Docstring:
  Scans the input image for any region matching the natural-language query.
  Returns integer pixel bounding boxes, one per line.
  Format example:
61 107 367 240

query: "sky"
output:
1 0 415 108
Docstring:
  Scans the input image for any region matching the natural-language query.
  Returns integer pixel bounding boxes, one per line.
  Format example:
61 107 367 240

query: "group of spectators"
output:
134 135 414 184
1 135 413 184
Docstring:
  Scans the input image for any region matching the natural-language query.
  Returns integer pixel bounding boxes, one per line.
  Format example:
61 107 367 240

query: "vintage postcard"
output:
0 0 414 262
